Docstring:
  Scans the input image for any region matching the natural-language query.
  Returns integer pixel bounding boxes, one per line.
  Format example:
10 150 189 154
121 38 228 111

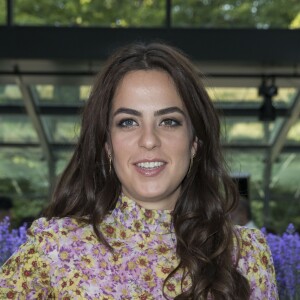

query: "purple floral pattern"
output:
0 195 278 299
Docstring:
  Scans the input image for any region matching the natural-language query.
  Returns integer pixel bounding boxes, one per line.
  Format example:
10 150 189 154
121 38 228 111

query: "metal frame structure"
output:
1 4 300 224
1 27 299 140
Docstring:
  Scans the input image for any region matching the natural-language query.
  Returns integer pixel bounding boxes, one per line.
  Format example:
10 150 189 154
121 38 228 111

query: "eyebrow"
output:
154 107 186 117
113 106 186 117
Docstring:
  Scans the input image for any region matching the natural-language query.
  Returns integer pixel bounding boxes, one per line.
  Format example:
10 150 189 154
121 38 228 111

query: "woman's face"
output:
107 70 197 210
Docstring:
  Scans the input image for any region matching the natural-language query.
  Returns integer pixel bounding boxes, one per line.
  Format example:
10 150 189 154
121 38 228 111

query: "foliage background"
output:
0 0 300 28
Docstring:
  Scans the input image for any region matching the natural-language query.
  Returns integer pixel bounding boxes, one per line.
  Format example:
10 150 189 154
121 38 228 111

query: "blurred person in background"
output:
231 197 258 229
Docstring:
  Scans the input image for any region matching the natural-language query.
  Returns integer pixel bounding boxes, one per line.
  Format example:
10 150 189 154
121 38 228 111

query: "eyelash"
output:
160 119 182 127
117 119 138 128
117 118 182 128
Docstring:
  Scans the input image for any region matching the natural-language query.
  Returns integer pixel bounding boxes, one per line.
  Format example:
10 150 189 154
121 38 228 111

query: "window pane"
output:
41 115 80 143
209 87 261 104
0 0 5 24
209 87 296 107
221 117 278 144
226 149 264 195
0 147 48 226
0 115 39 143
33 85 88 105
172 0 300 29
270 152 300 231
14 0 165 27
286 121 300 144
226 149 300 232
55 150 73 176
0 85 22 104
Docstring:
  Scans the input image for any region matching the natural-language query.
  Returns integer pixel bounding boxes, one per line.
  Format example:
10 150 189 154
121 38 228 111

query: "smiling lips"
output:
134 160 167 177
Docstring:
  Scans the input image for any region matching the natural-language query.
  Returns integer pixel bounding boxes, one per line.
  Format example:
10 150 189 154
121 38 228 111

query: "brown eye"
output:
160 119 182 127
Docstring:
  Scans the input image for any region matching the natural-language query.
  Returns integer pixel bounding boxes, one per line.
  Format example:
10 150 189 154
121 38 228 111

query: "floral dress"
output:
0 195 278 299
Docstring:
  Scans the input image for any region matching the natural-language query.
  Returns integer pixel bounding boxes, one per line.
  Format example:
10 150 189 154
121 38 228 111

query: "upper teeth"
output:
137 162 165 168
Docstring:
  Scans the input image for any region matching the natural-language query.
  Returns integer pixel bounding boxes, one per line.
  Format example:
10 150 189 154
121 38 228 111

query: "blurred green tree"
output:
11 0 300 28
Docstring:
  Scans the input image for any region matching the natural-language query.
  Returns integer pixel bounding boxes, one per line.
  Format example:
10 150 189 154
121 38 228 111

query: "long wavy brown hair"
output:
44 42 250 299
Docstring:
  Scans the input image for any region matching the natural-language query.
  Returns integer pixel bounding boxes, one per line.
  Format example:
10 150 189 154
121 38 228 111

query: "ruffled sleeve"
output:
236 226 279 300
0 218 58 299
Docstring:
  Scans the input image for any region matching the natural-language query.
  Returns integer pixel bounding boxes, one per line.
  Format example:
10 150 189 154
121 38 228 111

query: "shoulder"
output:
28 217 85 237
20 217 97 266
234 226 271 268
234 226 279 299
235 226 268 253
27 217 95 250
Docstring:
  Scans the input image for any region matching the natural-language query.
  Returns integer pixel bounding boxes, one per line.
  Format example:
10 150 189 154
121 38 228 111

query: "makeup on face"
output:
107 70 196 210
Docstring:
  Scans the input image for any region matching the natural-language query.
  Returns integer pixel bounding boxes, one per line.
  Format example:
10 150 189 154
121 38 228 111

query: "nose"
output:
138 126 161 150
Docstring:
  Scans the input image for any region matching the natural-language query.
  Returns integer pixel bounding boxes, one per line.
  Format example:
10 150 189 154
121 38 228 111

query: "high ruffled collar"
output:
112 194 174 235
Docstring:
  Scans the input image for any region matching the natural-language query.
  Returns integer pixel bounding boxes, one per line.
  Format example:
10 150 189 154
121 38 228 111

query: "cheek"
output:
110 136 132 171
169 135 191 152
169 140 192 170
111 132 136 147
111 133 131 156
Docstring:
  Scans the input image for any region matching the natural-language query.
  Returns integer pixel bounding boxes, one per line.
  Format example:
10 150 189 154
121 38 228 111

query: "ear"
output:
105 142 111 156
191 137 200 157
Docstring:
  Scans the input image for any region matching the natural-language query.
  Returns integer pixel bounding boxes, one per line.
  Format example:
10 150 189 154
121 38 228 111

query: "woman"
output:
0 43 278 299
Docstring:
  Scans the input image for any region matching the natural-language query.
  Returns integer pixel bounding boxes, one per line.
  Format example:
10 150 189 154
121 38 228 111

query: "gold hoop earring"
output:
108 153 112 174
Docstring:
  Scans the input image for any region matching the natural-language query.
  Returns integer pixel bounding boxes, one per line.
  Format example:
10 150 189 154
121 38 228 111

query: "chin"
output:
136 191 164 201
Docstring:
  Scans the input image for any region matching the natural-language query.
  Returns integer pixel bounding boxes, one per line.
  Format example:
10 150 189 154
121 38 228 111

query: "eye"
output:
117 119 138 128
160 118 182 127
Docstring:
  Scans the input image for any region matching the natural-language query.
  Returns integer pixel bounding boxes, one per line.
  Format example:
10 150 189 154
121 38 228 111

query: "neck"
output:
121 190 178 211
